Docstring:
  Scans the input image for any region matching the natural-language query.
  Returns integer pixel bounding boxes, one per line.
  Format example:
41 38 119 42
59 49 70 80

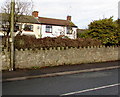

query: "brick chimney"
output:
32 11 39 17
67 16 71 21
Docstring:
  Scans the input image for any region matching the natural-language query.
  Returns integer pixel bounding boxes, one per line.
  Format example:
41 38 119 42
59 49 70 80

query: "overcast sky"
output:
0 0 120 28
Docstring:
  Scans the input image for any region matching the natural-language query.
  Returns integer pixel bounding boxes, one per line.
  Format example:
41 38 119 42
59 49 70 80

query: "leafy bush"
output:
13 35 101 49
79 17 120 46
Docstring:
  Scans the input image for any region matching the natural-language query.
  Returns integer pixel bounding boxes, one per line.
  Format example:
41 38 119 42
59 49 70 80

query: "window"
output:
24 24 33 31
1 22 10 32
46 25 52 33
67 26 72 34
14 24 22 32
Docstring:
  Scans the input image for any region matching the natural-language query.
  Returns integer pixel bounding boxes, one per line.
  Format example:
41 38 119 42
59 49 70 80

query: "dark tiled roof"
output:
17 15 39 24
38 17 77 27
0 13 39 24
0 13 10 22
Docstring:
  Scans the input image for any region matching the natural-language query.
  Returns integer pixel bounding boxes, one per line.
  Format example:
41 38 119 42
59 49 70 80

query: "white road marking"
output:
60 83 120 96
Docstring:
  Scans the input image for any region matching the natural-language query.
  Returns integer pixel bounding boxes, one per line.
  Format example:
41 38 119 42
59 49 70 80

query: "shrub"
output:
13 35 102 49
83 17 120 45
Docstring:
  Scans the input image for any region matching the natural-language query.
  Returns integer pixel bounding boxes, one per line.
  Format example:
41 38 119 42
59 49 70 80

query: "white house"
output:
0 11 78 39
32 11 78 39
0 13 40 37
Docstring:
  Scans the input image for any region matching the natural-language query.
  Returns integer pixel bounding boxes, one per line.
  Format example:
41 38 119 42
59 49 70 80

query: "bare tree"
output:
1 0 33 35
0 0 33 54
1 0 33 15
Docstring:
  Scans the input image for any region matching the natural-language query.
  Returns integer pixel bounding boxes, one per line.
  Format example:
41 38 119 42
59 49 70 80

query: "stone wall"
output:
1 46 120 70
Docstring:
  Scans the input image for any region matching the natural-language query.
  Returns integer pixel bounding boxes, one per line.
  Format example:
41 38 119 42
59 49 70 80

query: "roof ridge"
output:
0 13 77 27
38 16 77 27
39 16 68 21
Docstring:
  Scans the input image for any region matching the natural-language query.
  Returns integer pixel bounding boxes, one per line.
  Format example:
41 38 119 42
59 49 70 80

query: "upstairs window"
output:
46 25 52 33
24 24 33 31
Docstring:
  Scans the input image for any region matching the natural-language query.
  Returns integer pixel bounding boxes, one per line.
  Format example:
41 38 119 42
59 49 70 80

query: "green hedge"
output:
78 17 120 46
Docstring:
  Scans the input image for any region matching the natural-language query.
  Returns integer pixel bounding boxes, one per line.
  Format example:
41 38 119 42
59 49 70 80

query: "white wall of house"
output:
65 27 77 39
0 31 4 36
1 22 77 39
20 23 35 36
17 23 41 39
40 25 77 39
41 25 65 38
33 24 42 38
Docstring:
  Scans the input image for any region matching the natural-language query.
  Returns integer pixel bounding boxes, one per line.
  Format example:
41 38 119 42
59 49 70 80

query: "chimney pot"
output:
32 11 39 17
67 16 71 21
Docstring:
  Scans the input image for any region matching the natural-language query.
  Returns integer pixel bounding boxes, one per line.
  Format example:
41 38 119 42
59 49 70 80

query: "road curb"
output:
2 65 120 82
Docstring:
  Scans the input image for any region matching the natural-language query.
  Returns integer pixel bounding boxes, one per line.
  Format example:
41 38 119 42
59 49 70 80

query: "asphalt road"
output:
2 68 119 96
